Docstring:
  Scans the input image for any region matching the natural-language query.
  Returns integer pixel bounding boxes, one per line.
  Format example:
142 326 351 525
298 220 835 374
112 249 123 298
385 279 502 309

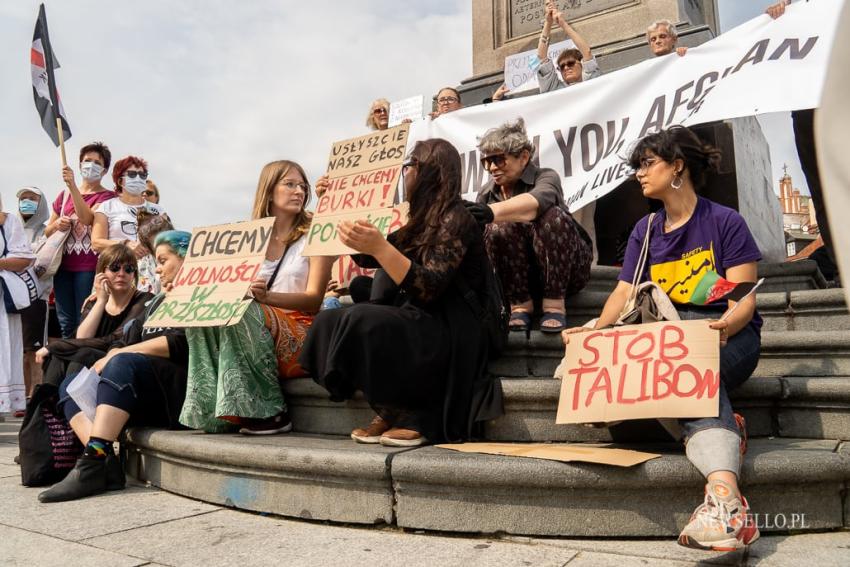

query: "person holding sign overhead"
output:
300 138 503 447
561 126 762 551
179 160 332 434
366 98 390 131
466 118 592 333
39 231 193 503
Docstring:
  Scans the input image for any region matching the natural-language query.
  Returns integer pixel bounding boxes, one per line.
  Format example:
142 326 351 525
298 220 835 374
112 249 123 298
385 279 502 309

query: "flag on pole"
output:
31 3 71 146
689 270 758 306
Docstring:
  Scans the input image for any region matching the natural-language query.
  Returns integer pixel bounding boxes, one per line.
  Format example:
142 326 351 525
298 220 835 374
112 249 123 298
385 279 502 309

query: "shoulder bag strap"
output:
266 243 291 290
625 212 655 307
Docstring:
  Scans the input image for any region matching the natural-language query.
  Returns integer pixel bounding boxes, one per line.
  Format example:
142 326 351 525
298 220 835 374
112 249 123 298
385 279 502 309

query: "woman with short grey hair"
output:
465 118 592 333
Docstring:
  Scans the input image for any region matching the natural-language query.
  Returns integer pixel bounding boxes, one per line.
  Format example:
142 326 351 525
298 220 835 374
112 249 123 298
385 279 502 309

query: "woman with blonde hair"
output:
180 160 332 434
366 98 390 131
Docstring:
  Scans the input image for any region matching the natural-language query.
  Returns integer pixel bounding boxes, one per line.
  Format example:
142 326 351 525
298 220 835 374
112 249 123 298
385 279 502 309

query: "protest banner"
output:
144 217 275 328
555 320 719 424
389 95 425 127
305 125 410 256
331 256 376 289
406 1 840 211
503 39 576 93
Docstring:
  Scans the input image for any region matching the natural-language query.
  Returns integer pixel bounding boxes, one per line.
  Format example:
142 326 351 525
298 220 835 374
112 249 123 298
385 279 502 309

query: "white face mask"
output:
80 161 104 182
123 176 147 195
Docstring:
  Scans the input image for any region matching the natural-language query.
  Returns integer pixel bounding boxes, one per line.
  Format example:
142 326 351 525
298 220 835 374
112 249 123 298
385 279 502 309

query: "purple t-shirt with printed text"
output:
52 190 116 272
618 197 763 331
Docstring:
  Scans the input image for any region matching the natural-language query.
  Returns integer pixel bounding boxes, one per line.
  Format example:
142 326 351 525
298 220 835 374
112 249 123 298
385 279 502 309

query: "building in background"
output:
778 165 822 259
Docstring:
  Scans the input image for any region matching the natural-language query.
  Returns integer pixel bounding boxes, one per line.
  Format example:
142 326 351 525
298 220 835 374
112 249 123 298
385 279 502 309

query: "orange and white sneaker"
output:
678 479 760 551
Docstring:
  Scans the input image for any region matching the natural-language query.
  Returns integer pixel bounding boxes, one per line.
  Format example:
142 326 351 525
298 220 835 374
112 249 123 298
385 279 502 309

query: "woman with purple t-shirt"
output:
562 126 762 552
45 142 116 338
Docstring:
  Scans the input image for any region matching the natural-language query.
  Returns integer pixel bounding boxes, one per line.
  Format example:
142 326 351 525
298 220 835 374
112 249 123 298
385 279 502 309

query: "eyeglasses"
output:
480 154 508 169
437 96 459 105
279 180 309 192
124 170 149 180
106 262 137 275
558 60 580 71
372 107 388 115
636 157 661 172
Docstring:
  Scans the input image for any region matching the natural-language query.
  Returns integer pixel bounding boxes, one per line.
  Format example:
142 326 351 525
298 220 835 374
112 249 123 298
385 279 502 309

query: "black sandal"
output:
509 311 532 332
540 312 567 333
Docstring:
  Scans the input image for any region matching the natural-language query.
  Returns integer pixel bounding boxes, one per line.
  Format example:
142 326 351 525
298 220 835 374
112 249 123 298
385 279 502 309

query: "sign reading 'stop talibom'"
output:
305 125 410 256
144 217 275 328
509 0 633 38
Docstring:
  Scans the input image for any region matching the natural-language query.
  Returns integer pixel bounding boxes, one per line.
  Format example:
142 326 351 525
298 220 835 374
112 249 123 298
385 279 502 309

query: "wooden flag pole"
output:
56 117 67 167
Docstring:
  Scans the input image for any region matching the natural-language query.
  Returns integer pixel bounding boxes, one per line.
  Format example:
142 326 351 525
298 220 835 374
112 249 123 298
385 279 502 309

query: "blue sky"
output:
0 1 813 229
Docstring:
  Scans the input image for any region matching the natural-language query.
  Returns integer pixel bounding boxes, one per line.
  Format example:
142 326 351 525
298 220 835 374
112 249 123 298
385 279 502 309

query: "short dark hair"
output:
556 48 584 67
627 126 722 191
96 243 139 285
79 142 112 171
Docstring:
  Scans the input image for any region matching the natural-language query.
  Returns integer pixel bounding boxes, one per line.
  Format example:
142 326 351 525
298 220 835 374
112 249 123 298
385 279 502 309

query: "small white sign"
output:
389 95 425 127
503 39 576 93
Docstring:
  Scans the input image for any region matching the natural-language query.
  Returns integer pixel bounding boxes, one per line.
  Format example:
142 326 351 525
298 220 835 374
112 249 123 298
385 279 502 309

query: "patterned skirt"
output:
179 302 313 433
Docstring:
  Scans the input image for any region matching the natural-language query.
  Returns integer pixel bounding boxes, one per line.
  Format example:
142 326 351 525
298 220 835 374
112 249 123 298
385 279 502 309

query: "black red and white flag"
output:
31 3 71 146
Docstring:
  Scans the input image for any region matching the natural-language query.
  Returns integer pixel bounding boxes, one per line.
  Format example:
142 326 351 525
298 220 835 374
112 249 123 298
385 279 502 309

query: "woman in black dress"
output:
300 138 503 446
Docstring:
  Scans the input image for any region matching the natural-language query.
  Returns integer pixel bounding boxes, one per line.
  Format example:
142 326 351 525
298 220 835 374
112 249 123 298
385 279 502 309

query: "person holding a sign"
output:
180 160 332 435
466 118 592 333
39 231 193 503
429 87 463 119
646 19 689 58
562 126 762 551
300 138 502 447
366 98 390 131
45 142 116 338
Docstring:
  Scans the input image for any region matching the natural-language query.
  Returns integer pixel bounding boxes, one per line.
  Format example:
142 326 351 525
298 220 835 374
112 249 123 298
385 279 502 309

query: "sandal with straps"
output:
540 311 567 333
509 311 532 332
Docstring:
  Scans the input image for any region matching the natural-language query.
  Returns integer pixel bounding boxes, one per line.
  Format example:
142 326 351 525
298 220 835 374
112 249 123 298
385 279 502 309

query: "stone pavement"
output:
2 418 848 567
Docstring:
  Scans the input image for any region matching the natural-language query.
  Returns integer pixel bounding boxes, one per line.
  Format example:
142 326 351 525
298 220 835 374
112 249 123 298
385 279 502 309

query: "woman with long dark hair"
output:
300 139 503 446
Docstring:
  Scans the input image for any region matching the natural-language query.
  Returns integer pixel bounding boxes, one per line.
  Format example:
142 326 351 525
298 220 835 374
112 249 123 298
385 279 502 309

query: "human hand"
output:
545 4 556 25
127 239 147 259
766 0 790 19
62 166 78 191
92 349 121 374
401 118 413 124
339 220 387 256
428 110 440 120
708 319 729 347
561 326 592 345
315 175 330 198
326 279 340 297
94 273 111 303
249 279 269 303
463 202 495 226
676 46 688 57
492 84 509 101
55 216 72 232
35 346 50 365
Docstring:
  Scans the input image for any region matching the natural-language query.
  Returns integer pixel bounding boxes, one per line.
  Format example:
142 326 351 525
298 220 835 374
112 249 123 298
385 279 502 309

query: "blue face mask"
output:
19 199 38 215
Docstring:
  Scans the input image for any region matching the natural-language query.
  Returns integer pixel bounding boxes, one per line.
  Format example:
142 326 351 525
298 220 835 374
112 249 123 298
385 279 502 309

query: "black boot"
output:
106 452 126 491
38 455 108 503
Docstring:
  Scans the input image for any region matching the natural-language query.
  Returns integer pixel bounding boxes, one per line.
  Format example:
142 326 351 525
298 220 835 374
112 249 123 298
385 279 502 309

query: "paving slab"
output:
0 463 20 479
0 524 146 567
0 475 218 540
563 550 697 566
746 531 850 566
85 508 581 567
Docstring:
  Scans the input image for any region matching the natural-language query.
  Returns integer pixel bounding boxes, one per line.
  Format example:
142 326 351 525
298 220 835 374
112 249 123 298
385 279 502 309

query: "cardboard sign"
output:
305 125 409 256
331 256 375 289
389 95 425 127
503 39 576 93
437 443 660 468
555 320 719 424
144 217 275 328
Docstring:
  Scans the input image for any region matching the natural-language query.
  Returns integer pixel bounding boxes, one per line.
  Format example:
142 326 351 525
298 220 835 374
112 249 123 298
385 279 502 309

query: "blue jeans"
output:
53 269 95 338
676 306 761 440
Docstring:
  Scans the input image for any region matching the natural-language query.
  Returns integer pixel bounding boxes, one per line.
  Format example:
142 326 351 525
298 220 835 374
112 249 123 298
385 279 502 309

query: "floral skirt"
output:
179 302 313 432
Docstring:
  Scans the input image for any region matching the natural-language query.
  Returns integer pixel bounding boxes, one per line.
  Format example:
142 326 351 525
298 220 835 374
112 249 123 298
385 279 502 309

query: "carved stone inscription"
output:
509 0 634 38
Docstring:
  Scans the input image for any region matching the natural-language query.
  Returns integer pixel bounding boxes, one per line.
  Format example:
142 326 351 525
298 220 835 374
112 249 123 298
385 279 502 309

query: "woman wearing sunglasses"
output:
36 243 152 388
92 155 167 293
465 118 592 333
366 98 390 131
39 231 194 503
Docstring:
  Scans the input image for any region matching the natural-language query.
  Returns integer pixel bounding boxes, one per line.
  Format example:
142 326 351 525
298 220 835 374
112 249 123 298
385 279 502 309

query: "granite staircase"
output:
125 260 850 537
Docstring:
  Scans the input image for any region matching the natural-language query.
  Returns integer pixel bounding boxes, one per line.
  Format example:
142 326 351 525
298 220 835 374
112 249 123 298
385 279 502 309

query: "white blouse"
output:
256 234 310 295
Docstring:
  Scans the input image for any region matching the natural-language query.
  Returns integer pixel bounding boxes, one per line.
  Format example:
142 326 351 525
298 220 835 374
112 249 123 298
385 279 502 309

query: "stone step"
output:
281 376 850 442
491 330 850 379
124 430 850 537
563 288 849 332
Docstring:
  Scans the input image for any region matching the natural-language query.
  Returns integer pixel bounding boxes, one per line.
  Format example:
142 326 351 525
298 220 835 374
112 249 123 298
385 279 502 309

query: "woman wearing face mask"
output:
39 231 193 503
44 142 117 338
92 156 166 294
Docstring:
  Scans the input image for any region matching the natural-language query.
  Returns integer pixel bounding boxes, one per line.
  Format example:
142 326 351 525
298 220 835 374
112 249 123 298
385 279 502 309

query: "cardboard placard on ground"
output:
305 125 409 256
389 95 425 127
331 256 375 289
555 320 720 424
144 217 275 328
437 443 660 467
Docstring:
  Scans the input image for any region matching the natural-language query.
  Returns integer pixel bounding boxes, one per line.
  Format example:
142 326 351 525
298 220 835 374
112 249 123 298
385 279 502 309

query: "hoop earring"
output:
671 173 683 190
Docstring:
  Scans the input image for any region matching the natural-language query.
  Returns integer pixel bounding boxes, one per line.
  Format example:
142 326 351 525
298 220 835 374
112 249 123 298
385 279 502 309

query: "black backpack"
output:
456 256 509 359
18 383 83 486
